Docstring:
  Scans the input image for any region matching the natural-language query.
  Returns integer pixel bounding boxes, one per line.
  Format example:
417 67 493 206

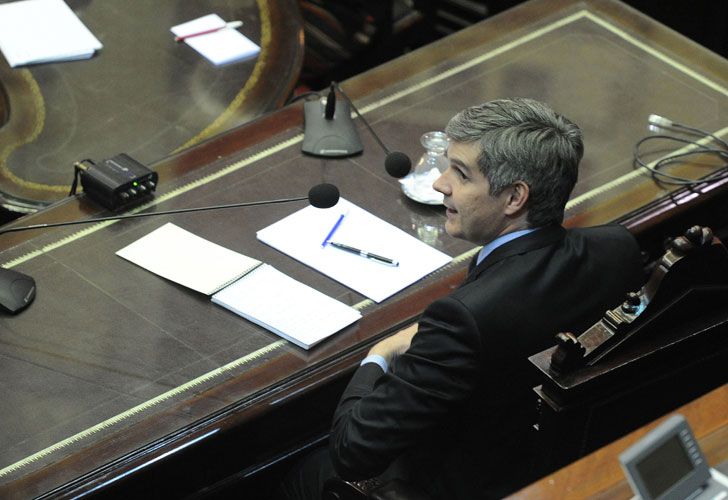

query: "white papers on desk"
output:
0 0 102 67
212 265 362 349
171 14 260 66
116 223 360 349
257 198 452 303
116 223 262 295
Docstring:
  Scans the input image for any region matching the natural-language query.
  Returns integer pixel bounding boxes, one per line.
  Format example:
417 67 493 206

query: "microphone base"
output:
302 99 363 158
0 267 36 314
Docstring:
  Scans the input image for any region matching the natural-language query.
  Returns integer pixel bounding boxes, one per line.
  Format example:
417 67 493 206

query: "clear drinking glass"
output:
399 131 448 205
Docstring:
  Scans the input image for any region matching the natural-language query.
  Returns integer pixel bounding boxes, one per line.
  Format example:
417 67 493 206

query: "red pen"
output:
175 20 243 43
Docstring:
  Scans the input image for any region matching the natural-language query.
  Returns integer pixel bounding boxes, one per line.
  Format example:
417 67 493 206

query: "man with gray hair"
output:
280 98 643 499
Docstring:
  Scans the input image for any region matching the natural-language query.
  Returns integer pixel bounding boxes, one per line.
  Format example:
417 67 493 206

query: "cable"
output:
286 91 320 105
69 159 94 196
648 114 728 149
634 114 728 186
332 82 391 154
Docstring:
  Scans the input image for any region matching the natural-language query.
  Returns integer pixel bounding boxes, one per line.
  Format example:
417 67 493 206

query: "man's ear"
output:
504 181 529 215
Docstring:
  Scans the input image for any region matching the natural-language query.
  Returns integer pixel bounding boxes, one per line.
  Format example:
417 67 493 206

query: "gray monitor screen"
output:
635 435 694 497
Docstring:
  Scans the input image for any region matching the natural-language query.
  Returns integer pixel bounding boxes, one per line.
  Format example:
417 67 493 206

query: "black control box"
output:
80 154 158 210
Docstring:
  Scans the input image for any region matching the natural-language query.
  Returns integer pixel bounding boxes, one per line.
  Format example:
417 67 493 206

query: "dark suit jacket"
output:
329 224 644 499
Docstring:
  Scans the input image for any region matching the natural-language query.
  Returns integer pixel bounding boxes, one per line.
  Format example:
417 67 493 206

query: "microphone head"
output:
385 151 412 178
308 183 340 208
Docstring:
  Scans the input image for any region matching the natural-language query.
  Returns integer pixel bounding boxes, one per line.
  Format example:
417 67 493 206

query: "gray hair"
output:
445 98 583 227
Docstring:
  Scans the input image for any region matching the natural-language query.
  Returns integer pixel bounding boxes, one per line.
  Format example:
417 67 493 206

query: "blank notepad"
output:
212 265 362 349
116 223 262 296
0 0 102 67
117 223 361 349
171 14 260 66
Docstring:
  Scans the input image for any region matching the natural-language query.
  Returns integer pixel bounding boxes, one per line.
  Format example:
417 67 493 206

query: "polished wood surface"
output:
509 384 728 499
0 0 726 497
0 0 303 212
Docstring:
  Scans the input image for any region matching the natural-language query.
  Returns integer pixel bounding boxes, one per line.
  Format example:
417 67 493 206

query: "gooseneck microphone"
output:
0 183 340 314
301 83 363 158
298 81 413 177
332 83 413 179
0 183 340 236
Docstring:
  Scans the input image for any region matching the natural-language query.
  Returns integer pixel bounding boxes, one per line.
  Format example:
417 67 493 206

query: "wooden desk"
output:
0 0 303 212
0 0 725 497
509 384 728 499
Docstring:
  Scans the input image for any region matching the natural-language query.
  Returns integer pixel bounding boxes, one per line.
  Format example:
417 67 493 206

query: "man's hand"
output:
368 323 418 364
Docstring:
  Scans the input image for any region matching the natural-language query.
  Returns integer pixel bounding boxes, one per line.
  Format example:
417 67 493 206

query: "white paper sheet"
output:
257 198 452 303
212 264 362 349
171 14 260 66
116 223 261 295
0 0 102 67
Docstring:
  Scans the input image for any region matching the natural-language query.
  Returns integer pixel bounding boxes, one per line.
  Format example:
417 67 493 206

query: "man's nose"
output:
433 171 449 195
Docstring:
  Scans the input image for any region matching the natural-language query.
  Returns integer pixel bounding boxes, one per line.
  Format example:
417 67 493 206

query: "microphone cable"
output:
634 114 728 186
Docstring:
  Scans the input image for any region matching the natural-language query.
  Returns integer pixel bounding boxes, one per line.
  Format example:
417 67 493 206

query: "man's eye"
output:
455 168 467 180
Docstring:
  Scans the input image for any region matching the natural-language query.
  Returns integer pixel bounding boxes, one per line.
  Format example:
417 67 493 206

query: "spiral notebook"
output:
116 223 361 349
116 222 261 295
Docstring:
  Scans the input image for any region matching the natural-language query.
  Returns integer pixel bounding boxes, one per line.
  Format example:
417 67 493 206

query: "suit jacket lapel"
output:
463 225 566 285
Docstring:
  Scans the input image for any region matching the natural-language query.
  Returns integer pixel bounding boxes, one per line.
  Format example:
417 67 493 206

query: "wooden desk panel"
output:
509 384 728 499
0 0 725 496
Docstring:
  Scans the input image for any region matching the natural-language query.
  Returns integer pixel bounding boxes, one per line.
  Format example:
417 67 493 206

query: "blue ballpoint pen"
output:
322 213 345 247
